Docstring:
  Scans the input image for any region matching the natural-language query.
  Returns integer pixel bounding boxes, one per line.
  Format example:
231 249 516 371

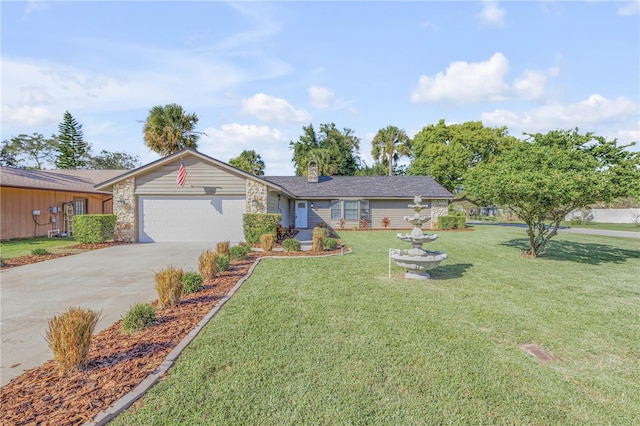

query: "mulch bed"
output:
0 247 343 426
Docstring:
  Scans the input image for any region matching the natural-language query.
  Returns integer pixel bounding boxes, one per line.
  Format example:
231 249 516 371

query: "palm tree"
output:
143 104 201 156
371 125 411 176
228 150 266 175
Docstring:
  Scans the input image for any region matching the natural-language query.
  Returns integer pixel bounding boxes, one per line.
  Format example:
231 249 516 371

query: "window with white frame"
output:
344 200 358 220
360 200 370 220
331 200 341 220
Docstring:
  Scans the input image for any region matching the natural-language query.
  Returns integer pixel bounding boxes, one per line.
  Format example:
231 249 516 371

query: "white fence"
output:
565 208 640 224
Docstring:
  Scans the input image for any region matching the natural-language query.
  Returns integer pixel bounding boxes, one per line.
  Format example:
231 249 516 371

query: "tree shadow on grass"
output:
500 239 640 265
430 263 473 280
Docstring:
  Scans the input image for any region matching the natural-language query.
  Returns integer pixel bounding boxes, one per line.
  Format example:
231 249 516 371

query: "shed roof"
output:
262 175 453 199
0 166 124 194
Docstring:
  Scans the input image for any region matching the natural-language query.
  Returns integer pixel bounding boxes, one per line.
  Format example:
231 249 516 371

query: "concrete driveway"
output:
0 242 217 387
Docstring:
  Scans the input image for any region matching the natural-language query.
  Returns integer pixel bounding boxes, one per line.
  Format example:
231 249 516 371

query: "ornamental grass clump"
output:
216 241 230 256
260 234 274 252
182 271 204 294
121 303 156 334
312 234 324 253
45 307 101 377
198 249 218 281
155 266 184 308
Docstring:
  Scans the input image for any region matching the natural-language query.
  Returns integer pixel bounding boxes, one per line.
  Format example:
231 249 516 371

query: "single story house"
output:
0 166 123 240
95 149 453 243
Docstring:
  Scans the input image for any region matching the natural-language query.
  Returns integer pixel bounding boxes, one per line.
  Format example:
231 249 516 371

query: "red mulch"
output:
0 247 343 426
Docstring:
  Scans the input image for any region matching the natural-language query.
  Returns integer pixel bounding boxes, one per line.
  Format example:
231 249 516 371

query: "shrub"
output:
121 303 156 334
45 307 101 376
324 238 338 250
229 245 249 261
312 234 324 252
216 241 230 256
217 254 230 272
381 217 391 228
182 271 204 294
570 216 582 225
31 248 49 255
438 215 466 230
260 234 274 251
359 218 369 229
155 266 184 308
72 214 116 244
243 213 281 244
198 249 218 281
339 218 346 229
282 238 301 252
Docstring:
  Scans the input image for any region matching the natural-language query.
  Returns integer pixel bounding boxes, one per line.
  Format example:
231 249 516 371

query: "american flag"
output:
176 160 187 187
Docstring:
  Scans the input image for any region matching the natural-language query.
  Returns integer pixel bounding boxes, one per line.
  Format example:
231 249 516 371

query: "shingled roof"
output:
261 175 453 199
0 166 125 194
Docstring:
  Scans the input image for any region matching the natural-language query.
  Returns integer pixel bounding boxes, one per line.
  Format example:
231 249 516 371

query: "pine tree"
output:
54 111 91 169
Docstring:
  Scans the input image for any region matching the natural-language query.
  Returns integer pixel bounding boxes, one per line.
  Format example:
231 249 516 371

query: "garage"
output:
138 195 246 243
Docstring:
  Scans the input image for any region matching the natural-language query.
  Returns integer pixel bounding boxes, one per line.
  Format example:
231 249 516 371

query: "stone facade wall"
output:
246 179 267 214
113 177 136 243
430 199 449 228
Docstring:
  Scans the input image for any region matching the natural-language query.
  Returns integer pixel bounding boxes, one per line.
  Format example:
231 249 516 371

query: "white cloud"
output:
0 54 245 130
617 1 639 16
411 53 558 104
478 1 506 27
0 105 57 127
242 93 311 123
199 123 294 175
309 85 335 109
481 94 639 143
411 52 511 104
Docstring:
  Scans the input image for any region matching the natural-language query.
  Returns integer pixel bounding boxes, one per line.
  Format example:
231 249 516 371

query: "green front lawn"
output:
0 237 79 259
112 228 640 424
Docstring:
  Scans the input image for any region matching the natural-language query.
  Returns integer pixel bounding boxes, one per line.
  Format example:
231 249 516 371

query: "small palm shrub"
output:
216 241 230 256
324 238 338 250
312 234 324 252
217 254 230 272
45 307 101 376
122 303 156 334
260 234 274 251
229 245 250 261
199 249 218 281
182 271 204 294
282 238 301 252
155 266 184 308
381 216 391 228
31 248 49 255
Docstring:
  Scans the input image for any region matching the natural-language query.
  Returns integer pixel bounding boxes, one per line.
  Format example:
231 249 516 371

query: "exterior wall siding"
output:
266 192 293 226
135 157 247 196
0 187 112 240
300 198 440 231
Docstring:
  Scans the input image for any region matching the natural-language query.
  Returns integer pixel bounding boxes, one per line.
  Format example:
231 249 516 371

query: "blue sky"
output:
2 1 639 175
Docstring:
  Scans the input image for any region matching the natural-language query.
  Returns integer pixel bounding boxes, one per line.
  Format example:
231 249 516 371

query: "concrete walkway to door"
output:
0 242 217 387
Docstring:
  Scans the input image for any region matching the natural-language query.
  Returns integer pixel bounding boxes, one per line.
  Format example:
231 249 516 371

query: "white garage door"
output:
139 196 246 243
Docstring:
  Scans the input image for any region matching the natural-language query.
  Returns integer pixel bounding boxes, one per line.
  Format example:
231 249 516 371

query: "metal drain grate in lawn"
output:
519 343 561 361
